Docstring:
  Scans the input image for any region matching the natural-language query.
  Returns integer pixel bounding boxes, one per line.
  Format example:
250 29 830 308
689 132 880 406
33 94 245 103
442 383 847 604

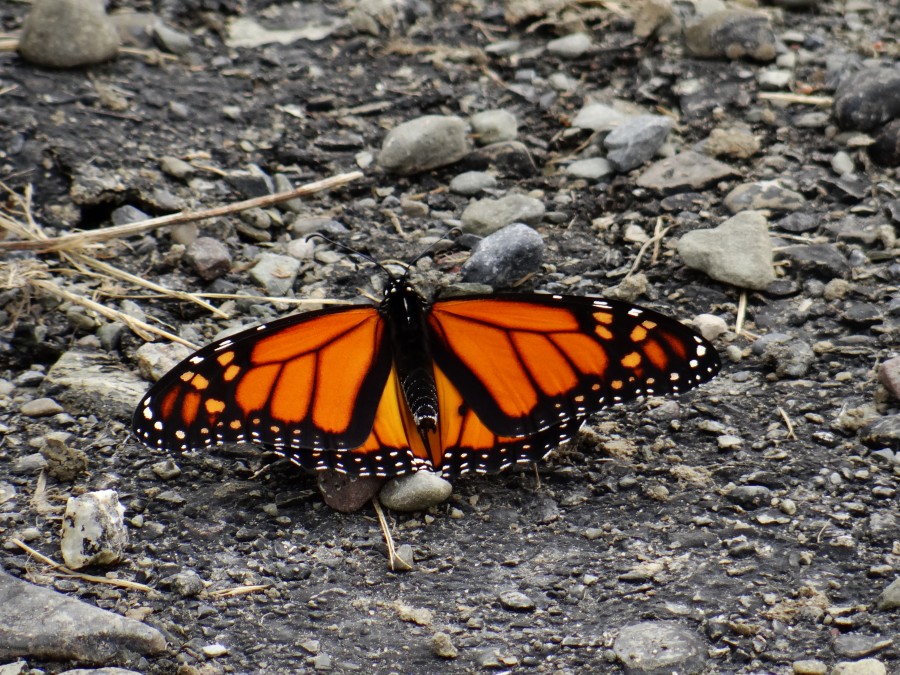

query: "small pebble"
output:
378 115 470 175
470 110 518 145
449 171 497 195
20 398 65 417
546 32 592 59
431 631 458 659
498 590 535 611
379 472 452 512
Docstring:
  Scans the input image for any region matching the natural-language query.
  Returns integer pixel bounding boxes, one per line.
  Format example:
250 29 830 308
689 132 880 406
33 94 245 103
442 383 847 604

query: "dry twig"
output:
777 406 797 440
0 171 363 253
735 290 748 336
11 538 155 594
372 498 410 572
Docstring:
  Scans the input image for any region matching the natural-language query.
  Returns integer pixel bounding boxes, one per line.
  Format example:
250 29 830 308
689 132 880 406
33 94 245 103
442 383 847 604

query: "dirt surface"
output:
1 1 899 674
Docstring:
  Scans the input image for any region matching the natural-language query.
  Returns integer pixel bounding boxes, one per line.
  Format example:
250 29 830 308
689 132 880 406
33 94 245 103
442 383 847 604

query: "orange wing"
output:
133 305 391 453
274 363 583 478
427 294 720 438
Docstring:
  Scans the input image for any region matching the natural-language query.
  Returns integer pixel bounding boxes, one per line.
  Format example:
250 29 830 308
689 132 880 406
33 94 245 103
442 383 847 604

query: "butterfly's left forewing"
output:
427 294 720 438
133 305 391 453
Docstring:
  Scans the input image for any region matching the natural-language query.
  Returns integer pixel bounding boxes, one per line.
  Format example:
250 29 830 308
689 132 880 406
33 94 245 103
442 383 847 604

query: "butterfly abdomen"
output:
381 279 440 433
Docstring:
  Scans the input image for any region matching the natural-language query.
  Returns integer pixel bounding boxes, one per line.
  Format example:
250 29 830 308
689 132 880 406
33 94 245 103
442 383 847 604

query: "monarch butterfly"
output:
133 258 720 478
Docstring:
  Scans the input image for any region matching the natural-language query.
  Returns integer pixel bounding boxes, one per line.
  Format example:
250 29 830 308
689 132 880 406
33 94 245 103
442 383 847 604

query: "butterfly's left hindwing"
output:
427 293 720 438
133 306 391 453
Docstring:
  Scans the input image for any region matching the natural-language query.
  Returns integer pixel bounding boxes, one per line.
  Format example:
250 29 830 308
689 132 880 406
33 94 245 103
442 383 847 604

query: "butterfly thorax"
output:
380 278 440 441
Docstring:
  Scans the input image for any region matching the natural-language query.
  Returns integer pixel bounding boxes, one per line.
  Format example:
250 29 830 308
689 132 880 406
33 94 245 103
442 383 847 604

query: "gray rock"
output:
166 570 205 598
465 140 537 177
727 484 772 509
249 253 301 296
0 570 165 662
834 67 900 132
831 659 887 675
379 472 452 512
20 397 64 417
636 150 737 192
273 173 305 212
378 115 470 175
685 9 776 61
546 32 592 59
677 211 775 290
498 590 535 611
152 22 192 55
761 338 816 379
431 631 458 659
18 0 120 68
633 0 679 38
449 171 497 195
460 223 544 288
871 119 900 167
868 511 897 545
60 490 127 569
876 578 900 611
226 167 274 198
571 103 628 132
861 415 900 448
461 193 545 236
834 634 892 660
702 126 760 158
604 114 673 172
45 351 147 419
778 243 848 278
470 110 518 145
159 155 193 180
40 434 88 482
185 236 232 281
776 212 819 233
724 180 806 213
134 342 193 383
111 205 150 226
317 471 385 513
565 157 614 179
877 356 900 401
831 151 855 175
758 68 792 89
290 216 348 237
614 621 705 674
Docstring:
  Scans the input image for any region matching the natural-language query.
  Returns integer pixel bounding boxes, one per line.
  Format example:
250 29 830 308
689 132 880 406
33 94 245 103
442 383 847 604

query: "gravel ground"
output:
0 1 898 674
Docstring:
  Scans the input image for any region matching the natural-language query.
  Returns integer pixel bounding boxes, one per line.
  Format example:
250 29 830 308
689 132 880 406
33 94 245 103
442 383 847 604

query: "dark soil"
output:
1 1 898 674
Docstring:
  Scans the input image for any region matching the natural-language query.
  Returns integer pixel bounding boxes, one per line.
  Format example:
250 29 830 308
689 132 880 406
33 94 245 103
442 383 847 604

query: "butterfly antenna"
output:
305 232 392 277
404 227 462 275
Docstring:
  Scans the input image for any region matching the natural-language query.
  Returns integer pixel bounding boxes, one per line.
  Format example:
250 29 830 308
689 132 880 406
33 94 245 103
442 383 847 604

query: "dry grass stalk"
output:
11 538 155 594
0 171 364 343
0 170 363 253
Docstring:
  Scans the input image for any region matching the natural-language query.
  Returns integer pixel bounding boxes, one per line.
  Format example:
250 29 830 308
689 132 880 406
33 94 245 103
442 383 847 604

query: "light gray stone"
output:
724 180 806 213
677 211 775 290
546 32 592 59
378 115 471 175
19 0 120 68
685 9 776 61
470 110 518 145
604 114 673 172
379 472 452 511
0 571 165 661
460 223 544 288
614 621 706 674
461 193 545 236
636 150 738 191
60 490 127 569
249 253 301 296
